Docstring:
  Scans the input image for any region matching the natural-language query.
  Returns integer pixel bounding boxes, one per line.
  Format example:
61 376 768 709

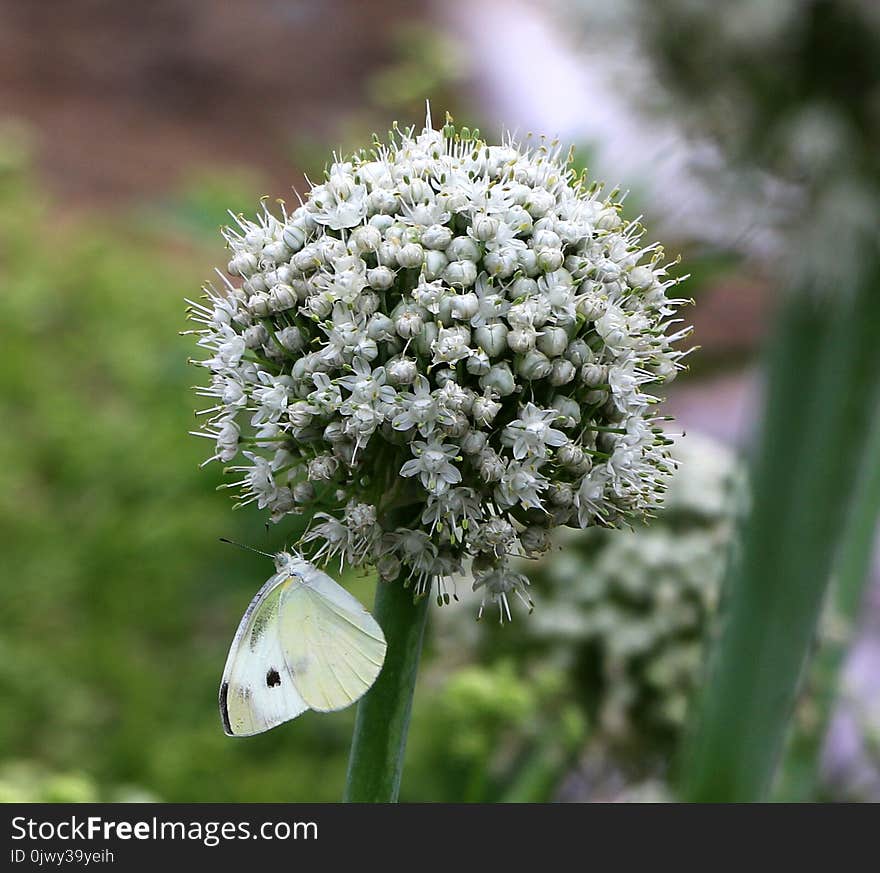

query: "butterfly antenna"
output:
218 537 274 559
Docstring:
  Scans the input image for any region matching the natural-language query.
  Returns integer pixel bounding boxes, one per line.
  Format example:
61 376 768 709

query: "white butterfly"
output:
219 550 387 737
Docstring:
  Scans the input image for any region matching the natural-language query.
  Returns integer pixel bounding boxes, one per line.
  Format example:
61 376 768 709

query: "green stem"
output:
774 404 880 800
678 256 880 802
343 575 431 802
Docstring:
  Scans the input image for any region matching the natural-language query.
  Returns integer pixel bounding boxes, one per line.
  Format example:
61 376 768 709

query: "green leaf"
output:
679 257 880 802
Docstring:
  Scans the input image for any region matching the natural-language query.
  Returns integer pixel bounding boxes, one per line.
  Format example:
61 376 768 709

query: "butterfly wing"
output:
219 573 310 737
279 567 387 712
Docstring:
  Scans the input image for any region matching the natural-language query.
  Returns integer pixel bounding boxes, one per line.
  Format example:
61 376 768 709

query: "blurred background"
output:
1 0 878 802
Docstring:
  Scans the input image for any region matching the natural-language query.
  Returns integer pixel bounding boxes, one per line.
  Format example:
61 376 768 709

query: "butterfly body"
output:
220 553 386 736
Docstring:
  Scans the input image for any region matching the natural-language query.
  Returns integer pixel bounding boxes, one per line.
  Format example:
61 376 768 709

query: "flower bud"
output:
536 326 568 357
242 274 267 296
438 370 462 390
308 454 339 481
470 213 500 241
550 394 581 427
354 336 379 361
435 293 455 326
275 264 294 284
565 339 592 367
355 291 380 316
471 393 502 427
348 224 382 254
547 482 574 507
473 322 509 358
443 259 478 287
243 324 269 349
577 292 606 321
397 242 425 269
596 207 621 230
432 325 471 364
520 525 552 556
290 356 309 381
395 306 425 339
557 442 585 468
367 265 395 290
387 356 418 385
536 247 565 272
461 430 488 455
506 183 531 206
483 248 519 278
581 362 609 387
269 283 297 312
414 321 439 358
506 205 533 234
548 357 577 386
480 363 516 396
466 349 491 376
262 240 291 264
525 187 555 217
377 241 399 267
518 248 540 276
368 213 394 233
450 292 480 321
446 235 481 262
508 327 537 354
367 188 398 215
323 420 345 444
229 252 259 277
628 266 654 289
282 225 306 252
532 229 562 249
654 357 678 383
477 448 506 483
594 258 621 282
288 401 313 429
293 247 321 273
290 278 310 301
304 293 333 319
443 412 469 438
291 207 318 233
423 249 448 280
510 276 538 297
517 349 552 380
277 326 306 353
422 224 453 250
366 313 395 341
249 291 271 317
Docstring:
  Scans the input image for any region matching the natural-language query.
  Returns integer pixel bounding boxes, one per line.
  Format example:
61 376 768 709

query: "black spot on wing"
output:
219 681 233 736
266 668 281 687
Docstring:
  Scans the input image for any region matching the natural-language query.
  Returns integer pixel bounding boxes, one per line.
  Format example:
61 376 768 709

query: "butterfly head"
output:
273 550 312 579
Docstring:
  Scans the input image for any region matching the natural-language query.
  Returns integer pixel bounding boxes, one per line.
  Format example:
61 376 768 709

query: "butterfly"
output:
219 547 387 736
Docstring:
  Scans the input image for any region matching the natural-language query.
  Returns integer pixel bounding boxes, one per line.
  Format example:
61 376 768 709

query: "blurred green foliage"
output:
0 761 156 804
0 149 366 801
403 659 585 802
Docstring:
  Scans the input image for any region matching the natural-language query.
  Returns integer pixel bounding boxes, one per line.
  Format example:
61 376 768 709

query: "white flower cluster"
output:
188 112 690 618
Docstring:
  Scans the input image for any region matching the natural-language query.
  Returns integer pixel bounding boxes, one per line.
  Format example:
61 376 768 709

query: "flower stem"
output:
343 575 431 803
678 254 880 801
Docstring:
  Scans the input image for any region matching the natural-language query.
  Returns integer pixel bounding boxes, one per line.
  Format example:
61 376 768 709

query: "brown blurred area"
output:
0 0 424 205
